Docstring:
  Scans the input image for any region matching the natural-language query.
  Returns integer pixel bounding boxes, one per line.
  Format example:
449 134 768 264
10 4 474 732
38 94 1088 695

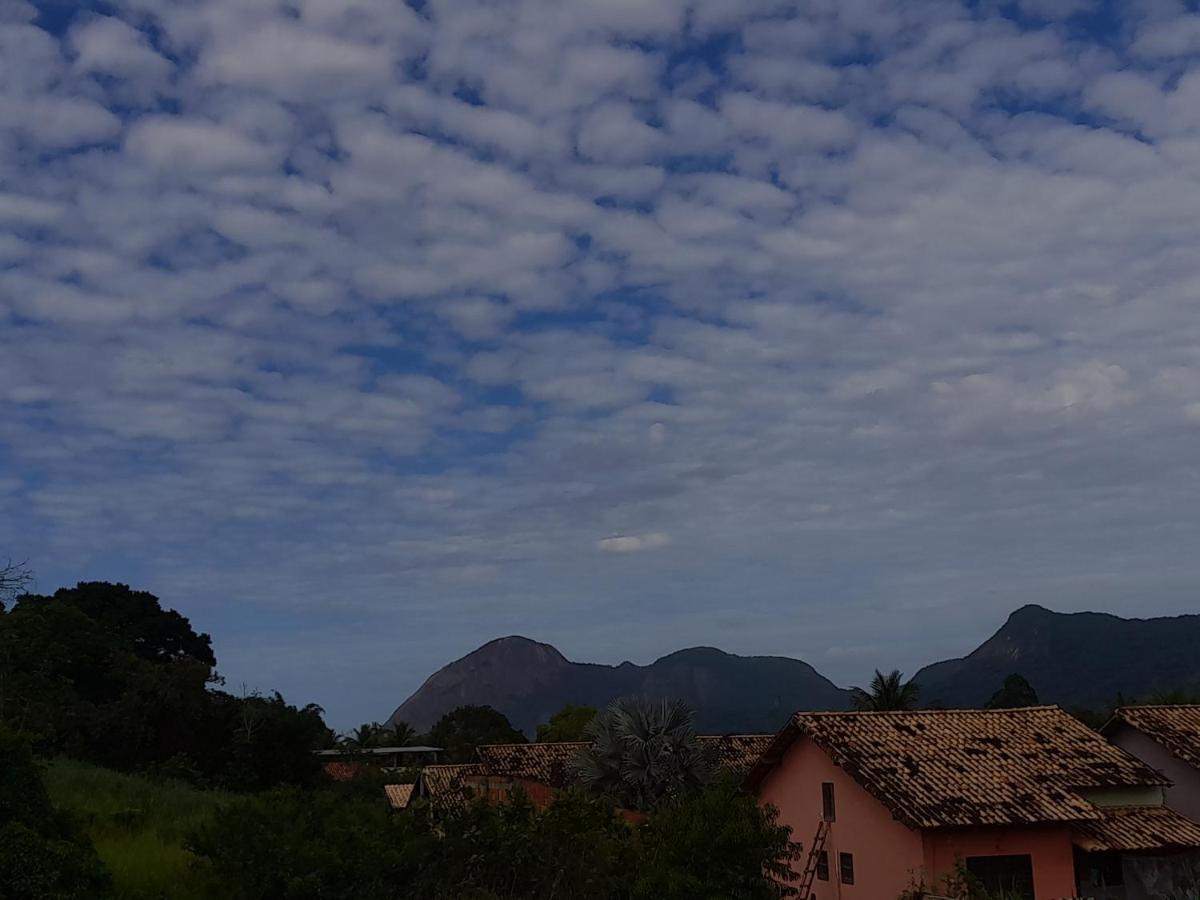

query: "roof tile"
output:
745 707 1166 829
1109 705 1200 770
1074 805 1200 852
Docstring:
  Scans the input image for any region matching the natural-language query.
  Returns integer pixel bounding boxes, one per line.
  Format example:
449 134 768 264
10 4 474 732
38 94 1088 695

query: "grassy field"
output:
43 758 230 900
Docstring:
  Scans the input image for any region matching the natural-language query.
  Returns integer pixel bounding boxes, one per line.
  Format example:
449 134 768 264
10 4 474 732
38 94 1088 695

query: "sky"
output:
4 0 1200 730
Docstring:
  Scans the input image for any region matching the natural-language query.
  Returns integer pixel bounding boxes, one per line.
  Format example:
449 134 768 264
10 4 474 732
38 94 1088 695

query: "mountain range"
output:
387 604 1200 735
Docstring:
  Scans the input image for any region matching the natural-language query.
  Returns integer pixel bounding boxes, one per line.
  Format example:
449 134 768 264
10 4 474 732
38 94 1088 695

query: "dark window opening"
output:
965 854 1034 900
839 852 854 885
816 851 829 881
821 782 836 821
1074 847 1123 889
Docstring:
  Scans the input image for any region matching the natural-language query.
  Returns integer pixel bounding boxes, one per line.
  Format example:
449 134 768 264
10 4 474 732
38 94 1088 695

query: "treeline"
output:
189 778 800 900
0 582 332 791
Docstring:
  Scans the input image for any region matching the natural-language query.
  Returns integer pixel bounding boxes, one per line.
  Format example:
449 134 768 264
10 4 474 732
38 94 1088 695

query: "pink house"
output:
744 707 1200 900
1103 705 1200 824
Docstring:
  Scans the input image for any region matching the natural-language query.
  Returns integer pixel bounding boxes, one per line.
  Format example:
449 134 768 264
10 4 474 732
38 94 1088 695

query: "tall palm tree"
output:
385 721 417 746
850 669 920 711
575 696 710 811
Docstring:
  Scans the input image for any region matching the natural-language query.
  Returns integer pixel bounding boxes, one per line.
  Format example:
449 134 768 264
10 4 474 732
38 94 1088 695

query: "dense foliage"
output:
44 759 229 900
576 697 710 812
850 669 921 711
0 582 332 790
984 674 1040 709
189 780 800 900
426 705 526 763
0 731 111 900
536 704 596 742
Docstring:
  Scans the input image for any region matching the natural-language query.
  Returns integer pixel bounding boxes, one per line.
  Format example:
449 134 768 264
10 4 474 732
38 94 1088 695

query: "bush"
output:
0 733 110 900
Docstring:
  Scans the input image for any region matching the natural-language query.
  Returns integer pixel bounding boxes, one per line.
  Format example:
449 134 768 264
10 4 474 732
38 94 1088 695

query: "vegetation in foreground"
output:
189 778 802 900
43 759 229 900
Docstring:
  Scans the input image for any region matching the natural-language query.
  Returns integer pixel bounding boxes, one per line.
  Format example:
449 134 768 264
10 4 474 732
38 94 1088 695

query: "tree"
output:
633 778 801 899
576 697 710 811
536 704 596 742
0 729 111 898
0 559 31 610
985 674 1039 710
387 721 417 747
426 706 525 763
20 582 215 669
850 669 920 711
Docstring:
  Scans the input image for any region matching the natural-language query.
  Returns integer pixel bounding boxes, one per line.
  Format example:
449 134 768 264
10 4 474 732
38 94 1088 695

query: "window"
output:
815 851 829 881
839 852 854 885
821 782 836 821
965 855 1034 900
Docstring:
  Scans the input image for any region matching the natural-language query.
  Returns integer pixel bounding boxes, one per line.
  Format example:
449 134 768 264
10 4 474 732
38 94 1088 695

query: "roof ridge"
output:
794 705 1061 717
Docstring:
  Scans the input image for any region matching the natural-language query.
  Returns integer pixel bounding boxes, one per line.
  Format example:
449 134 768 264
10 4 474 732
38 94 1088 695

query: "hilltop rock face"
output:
386 638 850 736
913 604 1200 710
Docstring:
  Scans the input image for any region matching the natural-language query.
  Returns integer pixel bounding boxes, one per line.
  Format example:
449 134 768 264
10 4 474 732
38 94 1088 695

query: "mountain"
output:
913 604 1200 710
387 636 851 735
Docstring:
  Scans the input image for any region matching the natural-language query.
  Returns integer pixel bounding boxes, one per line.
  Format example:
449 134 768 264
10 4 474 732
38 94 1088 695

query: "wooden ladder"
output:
796 819 830 898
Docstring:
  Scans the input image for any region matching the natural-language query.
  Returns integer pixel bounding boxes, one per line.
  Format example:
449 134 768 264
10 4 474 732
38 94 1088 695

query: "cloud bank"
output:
3 0 1200 725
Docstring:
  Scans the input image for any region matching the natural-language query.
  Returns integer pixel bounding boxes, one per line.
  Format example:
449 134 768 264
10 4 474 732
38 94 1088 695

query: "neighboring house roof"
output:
316 745 442 757
702 734 774 777
744 707 1167 830
1105 705 1200 769
475 742 587 788
420 763 483 809
1074 806 1200 852
384 783 414 810
470 734 774 790
322 761 363 782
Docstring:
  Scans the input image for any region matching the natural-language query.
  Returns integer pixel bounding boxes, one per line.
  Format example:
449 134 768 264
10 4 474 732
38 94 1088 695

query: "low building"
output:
412 734 773 811
316 745 442 782
743 707 1200 900
1103 705 1200 824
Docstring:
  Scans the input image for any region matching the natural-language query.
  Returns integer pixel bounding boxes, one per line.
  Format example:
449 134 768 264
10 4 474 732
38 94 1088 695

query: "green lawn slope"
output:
43 759 229 900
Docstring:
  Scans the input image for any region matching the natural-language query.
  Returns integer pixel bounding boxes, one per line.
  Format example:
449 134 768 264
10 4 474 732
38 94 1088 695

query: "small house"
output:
744 707 1200 900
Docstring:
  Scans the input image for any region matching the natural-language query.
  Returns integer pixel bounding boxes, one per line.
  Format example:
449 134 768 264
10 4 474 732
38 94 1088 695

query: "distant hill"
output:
386 636 851 735
389 605 1200 736
913 604 1200 710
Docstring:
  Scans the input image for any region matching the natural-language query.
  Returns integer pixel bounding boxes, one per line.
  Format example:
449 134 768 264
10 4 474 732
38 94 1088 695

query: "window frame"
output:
815 850 830 882
821 781 836 822
839 851 855 885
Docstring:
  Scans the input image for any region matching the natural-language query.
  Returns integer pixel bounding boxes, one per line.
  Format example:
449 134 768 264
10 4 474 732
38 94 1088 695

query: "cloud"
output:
596 533 672 554
6 0 1200 728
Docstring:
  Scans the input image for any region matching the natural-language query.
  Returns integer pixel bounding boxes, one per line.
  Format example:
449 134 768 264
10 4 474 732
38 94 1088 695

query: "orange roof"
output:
419 763 482 809
702 734 773 777
1074 805 1200 852
475 742 587 788
322 761 363 782
383 783 414 810
470 735 773 789
744 707 1167 829
1106 705 1200 769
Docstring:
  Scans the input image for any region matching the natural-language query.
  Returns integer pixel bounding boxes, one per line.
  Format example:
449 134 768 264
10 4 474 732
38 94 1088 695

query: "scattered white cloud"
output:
596 533 672 554
4 0 1200 727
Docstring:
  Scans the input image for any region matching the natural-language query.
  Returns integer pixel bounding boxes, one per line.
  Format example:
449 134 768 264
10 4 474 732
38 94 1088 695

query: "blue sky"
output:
4 0 1200 729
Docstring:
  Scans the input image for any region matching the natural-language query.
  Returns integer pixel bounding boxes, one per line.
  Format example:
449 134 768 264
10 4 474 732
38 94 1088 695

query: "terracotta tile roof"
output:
475 742 587 788
383 783 414 810
322 761 363 782
744 707 1167 830
470 735 772 789
1074 806 1200 852
420 763 482 809
701 734 774 777
1106 705 1200 769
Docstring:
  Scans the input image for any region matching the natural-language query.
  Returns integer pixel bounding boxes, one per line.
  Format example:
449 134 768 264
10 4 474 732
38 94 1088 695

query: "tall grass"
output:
43 758 230 900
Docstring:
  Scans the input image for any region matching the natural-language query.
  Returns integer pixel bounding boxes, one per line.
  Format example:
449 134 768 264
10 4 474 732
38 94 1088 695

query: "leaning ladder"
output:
796 819 830 897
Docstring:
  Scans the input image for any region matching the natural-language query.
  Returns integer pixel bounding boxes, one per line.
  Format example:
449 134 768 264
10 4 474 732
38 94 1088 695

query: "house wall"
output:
1108 723 1200 824
757 736 926 899
922 826 1078 899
